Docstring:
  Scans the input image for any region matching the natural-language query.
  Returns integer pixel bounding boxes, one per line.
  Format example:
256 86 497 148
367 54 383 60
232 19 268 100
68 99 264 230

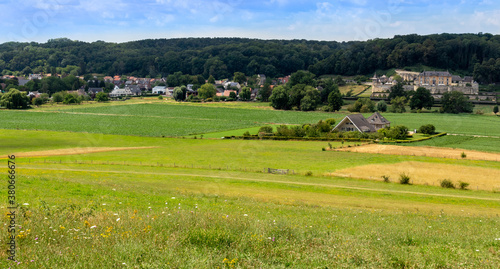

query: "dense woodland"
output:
1 33 500 83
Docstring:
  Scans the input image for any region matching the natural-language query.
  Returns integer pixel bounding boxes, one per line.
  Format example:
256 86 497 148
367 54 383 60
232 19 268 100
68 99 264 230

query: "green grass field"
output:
2 100 500 267
1 129 500 267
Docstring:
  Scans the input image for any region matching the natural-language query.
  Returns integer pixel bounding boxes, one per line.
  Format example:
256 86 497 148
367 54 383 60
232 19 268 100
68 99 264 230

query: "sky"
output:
1 0 499 44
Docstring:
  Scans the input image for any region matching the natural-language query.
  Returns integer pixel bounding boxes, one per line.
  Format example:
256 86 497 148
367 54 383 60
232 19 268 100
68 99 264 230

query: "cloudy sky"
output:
1 0 499 43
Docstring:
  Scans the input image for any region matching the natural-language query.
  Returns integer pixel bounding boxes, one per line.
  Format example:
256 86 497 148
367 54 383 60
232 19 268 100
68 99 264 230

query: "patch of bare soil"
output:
333 144 500 162
9 147 157 158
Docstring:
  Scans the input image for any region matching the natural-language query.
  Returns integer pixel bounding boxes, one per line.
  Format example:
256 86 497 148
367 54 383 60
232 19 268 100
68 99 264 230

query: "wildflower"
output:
90 226 96 229
23 203 29 206
116 218 120 222
102 203 106 206
243 214 248 217
171 197 175 199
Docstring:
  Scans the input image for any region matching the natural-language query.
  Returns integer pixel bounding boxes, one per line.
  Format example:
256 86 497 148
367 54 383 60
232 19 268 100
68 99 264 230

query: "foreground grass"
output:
1 169 500 268
2 129 500 267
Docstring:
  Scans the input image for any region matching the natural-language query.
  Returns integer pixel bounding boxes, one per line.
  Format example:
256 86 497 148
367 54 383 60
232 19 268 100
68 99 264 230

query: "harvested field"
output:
4 147 157 158
333 161 500 191
333 144 500 162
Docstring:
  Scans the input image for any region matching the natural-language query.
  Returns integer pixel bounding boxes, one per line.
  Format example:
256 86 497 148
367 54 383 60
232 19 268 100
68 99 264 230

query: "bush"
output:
399 173 411 184
417 124 435 135
461 152 467 159
305 171 313 176
32 97 43 106
382 175 390 183
205 98 213 102
158 95 163 100
243 131 251 137
440 179 455 189
459 181 470 190
258 126 273 134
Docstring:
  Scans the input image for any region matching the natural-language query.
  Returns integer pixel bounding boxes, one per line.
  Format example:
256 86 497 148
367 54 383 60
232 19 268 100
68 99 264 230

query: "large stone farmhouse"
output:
371 70 492 100
332 112 390 133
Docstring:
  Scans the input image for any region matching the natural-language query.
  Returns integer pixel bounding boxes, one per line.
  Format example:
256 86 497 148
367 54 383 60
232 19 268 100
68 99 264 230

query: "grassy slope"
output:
2 129 500 267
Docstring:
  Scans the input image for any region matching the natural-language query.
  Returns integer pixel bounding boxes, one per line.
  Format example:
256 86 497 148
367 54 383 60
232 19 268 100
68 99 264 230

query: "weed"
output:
461 152 467 158
382 175 390 183
305 171 313 176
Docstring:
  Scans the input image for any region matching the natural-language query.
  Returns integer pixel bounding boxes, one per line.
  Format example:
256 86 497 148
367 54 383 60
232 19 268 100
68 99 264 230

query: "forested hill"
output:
1 33 499 83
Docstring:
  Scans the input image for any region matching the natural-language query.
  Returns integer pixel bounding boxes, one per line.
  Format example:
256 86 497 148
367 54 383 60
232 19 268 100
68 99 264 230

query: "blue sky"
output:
2 0 499 43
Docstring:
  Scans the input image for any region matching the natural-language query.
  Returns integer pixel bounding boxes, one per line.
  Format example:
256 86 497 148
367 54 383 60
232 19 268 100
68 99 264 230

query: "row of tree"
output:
1 34 500 83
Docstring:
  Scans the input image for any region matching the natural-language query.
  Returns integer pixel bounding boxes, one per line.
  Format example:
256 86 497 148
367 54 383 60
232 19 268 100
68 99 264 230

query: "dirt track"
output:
5 147 157 158
333 144 500 162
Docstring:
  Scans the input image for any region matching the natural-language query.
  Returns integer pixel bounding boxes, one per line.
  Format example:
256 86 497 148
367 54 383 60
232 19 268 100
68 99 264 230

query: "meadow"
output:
1 100 499 139
2 100 500 267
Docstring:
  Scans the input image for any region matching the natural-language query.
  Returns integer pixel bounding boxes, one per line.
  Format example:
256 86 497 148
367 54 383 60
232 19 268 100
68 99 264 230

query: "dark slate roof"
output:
367 112 390 125
127 85 142 94
420 71 452 77
347 114 376 132
463 76 473 83
88 88 103 94
452 75 462 82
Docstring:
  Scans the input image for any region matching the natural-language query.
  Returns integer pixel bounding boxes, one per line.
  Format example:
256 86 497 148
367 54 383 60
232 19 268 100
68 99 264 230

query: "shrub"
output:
158 95 163 100
382 175 390 183
328 143 333 149
258 126 273 134
459 181 470 190
461 152 467 159
322 147 326 151
417 124 435 135
399 173 411 184
305 171 313 176
205 98 213 102
440 179 455 189
325 118 336 127
32 97 43 106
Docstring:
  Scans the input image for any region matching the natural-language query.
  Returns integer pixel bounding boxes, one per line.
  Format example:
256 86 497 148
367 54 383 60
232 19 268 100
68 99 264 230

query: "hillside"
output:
1 33 500 83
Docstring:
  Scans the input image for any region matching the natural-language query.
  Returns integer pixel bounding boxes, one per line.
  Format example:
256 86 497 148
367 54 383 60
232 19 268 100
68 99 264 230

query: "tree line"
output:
1 34 500 83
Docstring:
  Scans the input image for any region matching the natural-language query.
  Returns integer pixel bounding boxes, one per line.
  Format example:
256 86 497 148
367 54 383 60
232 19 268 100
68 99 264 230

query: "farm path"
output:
1 147 157 158
19 166 500 202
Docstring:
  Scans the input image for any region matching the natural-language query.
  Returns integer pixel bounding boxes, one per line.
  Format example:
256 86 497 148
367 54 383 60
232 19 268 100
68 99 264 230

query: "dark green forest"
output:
1 33 499 83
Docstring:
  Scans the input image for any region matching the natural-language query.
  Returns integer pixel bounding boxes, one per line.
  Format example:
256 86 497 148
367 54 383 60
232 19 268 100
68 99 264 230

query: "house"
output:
417 71 452 86
332 113 390 133
366 112 391 130
152 86 167 94
126 85 142 96
257 74 266 86
88 88 104 95
109 86 132 97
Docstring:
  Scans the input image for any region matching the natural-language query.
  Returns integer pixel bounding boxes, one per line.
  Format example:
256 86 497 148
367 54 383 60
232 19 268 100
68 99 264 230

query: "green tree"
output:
300 88 321 111
376 100 387 112
333 76 346 86
198 83 217 99
207 75 216 84
63 93 80 104
52 92 64 103
173 87 185 101
494 105 499 115
239 87 252 101
258 83 272 102
348 98 375 113
233 72 247 84
441 91 474 114
327 90 343 112
95 92 109 102
32 97 43 106
388 82 406 101
391 96 407 113
410 87 434 110
0 89 30 109
229 91 237 100
269 86 289 110
289 70 315 87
